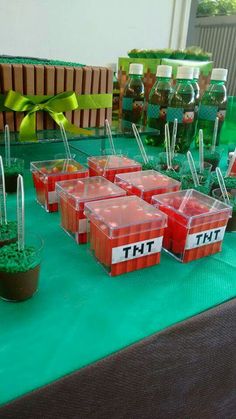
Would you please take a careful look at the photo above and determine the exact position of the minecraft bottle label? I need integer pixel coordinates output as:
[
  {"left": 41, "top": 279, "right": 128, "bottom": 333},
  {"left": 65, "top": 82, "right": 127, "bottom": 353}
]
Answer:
[
  {"left": 112, "top": 236, "right": 163, "bottom": 264},
  {"left": 185, "top": 226, "right": 226, "bottom": 250}
]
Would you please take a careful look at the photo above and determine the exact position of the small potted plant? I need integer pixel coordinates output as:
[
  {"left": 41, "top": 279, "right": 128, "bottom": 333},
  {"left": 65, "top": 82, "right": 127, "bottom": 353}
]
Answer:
[
  {"left": 3, "top": 125, "right": 24, "bottom": 193},
  {"left": 0, "top": 156, "right": 17, "bottom": 247},
  {"left": 0, "top": 175, "right": 43, "bottom": 302}
]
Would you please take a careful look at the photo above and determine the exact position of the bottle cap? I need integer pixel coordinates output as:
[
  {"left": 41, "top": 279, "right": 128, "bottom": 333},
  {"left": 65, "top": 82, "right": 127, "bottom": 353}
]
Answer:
[
  {"left": 129, "top": 63, "right": 143, "bottom": 75},
  {"left": 176, "top": 66, "right": 193, "bottom": 80},
  {"left": 156, "top": 65, "right": 172, "bottom": 78},
  {"left": 211, "top": 68, "right": 228, "bottom": 81},
  {"left": 193, "top": 67, "right": 200, "bottom": 79}
]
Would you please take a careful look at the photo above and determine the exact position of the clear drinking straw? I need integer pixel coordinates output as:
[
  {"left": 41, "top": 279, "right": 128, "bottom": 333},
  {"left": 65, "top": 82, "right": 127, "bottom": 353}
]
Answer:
[
  {"left": 4, "top": 124, "right": 11, "bottom": 167},
  {"left": 105, "top": 119, "right": 116, "bottom": 155},
  {"left": 165, "top": 123, "right": 172, "bottom": 170},
  {"left": 171, "top": 118, "right": 178, "bottom": 158},
  {"left": 60, "top": 123, "right": 72, "bottom": 160},
  {"left": 179, "top": 189, "right": 192, "bottom": 212},
  {"left": 132, "top": 123, "right": 149, "bottom": 165},
  {"left": 225, "top": 146, "right": 236, "bottom": 177},
  {"left": 187, "top": 151, "right": 200, "bottom": 187},
  {"left": 199, "top": 129, "right": 204, "bottom": 174},
  {"left": 212, "top": 117, "right": 219, "bottom": 152},
  {"left": 17, "top": 174, "right": 25, "bottom": 251},
  {"left": 216, "top": 167, "right": 230, "bottom": 205},
  {"left": 0, "top": 156, "right": 7, "bottom": 225}
]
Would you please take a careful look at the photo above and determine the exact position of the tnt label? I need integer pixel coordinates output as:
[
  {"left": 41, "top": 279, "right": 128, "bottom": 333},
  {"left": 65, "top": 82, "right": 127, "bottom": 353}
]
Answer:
[
  {"left": 112, "top": 237, "right": 163, "bottom": 264},
  {"left": 185, "top": 226, "right": 226, "bottom": 250}
]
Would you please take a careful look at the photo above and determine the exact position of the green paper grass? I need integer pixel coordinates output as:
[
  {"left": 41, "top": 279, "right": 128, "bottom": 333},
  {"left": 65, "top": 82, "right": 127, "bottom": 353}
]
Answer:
[{"left": 0, "top": 243, "right": 40, "bottom": 273}]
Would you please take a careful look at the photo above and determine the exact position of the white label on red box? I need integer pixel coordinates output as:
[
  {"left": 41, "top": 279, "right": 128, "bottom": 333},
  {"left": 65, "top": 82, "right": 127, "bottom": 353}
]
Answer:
[
  {"left": 185, "top": 226, "right": 226, "bottom": 250},
  {"left": 48, "top": 191, "right": 58, "bottom": 204},
  {"left": 112, "top": 236, "right": 163, "bottom": 264},
  {"left": 79, "top": 219, "right": 89, "bottom": 234}
]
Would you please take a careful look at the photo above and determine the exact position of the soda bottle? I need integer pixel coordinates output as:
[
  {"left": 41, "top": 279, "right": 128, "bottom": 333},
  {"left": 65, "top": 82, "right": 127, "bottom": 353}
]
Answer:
[
  {"left": 145, "top": 65, "right": 172, "bottom": 146},
  {"left": 122, "top": 63, "right": 145, "bottom": 128},
  {"left": 196, "top": 68, "right": 228, "bottom": 148},
  {"left": 110, "top": 63, "right": 120, "bottom": 122},
  {"left": 191, "top": 67, "right": 200, "bottom": 136},
  {"left": 167, "top": 66, "right": 195, "bottom": 153}
]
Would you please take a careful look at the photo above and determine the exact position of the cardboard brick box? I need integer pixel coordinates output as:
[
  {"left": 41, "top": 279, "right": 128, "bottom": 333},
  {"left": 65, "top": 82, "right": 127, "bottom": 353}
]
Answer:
[{"left": 0, "top": 58, "right": 113, "bottom": 132}]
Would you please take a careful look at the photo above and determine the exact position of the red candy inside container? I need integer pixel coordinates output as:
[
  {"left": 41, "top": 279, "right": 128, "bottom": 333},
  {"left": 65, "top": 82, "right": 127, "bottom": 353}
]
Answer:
[
  {"left": 152, "top": 189, "right": 232, "bottom": 263},
  {"left": 84, "top": 196, "right": 167, "bottom": 276},
  {"left": 31, "top": 159, "right": 88, "bottom": 212},
  {"left": 87, "top": 155, "right": 142, "bottom": 182},
  {"left": 115, "top": 170, "right": 181, "bottom": 203},
  {"left": 56, "top": 176, "right": 126, "bottom": 244}
]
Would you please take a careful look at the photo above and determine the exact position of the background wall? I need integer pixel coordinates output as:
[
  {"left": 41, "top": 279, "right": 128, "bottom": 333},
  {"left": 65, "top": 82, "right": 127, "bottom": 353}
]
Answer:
[{"left": 0, "top": 0, "right": 191, "bottom": 66}]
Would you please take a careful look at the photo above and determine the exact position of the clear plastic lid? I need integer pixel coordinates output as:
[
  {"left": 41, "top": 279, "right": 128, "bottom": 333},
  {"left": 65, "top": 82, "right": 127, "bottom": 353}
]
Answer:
[
  {"left": 152, "top": 189, "right": 232, "bottom": 228},
  {"left": 84, "top": 196, "right": 167, "bottom": 238},
  {"left": 115, "top": 170, "right": 180, "bottom": 195},
  {"left": 56, "top": 176, "right": 126, "bottom": 210},
  {"left": 87, "top": 155, "right": 142, "bottom": 171},
  {"left": 30, "top": 159, "right": 88, "bottom": 177}
]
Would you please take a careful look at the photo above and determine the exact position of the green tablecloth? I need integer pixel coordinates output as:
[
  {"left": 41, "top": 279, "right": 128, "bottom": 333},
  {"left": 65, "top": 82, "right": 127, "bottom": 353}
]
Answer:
[{"left": 0, "top": 140, "right": 236, "bottom": 406}]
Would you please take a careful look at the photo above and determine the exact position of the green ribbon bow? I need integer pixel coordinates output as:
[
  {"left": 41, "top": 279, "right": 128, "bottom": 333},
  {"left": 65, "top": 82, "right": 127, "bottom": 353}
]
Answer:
[{"left": 4, "top": 90, "right": 93, "bottom": 141}]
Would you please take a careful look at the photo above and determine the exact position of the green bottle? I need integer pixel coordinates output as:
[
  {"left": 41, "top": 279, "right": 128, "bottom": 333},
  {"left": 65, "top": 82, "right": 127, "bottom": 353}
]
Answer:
[
  {"left": 145, "top": 65, "right": 172, "bottom": 146},
  {"left": 196, "top": 68, "right": 228, "bottom": 147},
  {"left": 191, "top": 67, "right": 200, "bottom": 136},
  {"left": 110, "top": 63, "right": 120, "bottom": 121},
  {"left": 122, "top": 63, "right": 145, "bottom": 128},
  {"left": 167, "top": 66, "right": 195, "bottom": 153}
]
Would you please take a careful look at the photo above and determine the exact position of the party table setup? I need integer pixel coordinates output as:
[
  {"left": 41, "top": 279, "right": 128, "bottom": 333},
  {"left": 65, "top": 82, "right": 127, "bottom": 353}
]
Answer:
[{"left": 0, "top": 55, "right": 236, "bottom": 418}]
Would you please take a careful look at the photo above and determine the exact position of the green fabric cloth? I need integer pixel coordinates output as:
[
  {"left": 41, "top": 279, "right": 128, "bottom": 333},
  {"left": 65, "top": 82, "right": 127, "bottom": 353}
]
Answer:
[{"left": 0, "top": 140, "right": 236, "bottom": 406}]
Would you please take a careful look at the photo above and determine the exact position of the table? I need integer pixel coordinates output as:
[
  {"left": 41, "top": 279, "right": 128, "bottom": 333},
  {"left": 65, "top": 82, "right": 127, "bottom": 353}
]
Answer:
[{"left": 0, "top": 139, "right": 236, "bottom": 418}]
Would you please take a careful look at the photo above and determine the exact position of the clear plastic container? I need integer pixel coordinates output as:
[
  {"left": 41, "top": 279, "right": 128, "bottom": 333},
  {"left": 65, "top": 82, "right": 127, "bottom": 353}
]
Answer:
[
  {"left": 56, "top": 177, "right": 126, "bottom": 244},
  {"left": 31, "top": 159, "right": 88, "bottom": 212},
  {"left": 152, "top": 189, "right": 232, "bottom": 263},
  {"left": 115, "top": 170, "right": 181, "bottom": 203},
  {"left": 0, "top": 232, "right": 43, "bottom": 302},
  {"left": 87, "top": 155, "right": 142, "bottom": 182},
  {"left": 156, "top": 152, "right": 186, "bottom": 181},
  {"left": 203, "top": 147, "right": 222, "bottom": 171},
  {"left": 210, "top": 171, "right": 236, "bottom": 192},
  {"left": 181, "top": 161, "right": 212, "bottom": 194},
  {"left": 84, "top": 196, "right": 167, "bottom": 276},
  {"left": 3, "top": 158, "right": 24, "bottom": 193},
  {"left": 212, "top": 188, "right": 236, "bottom": 232}
]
